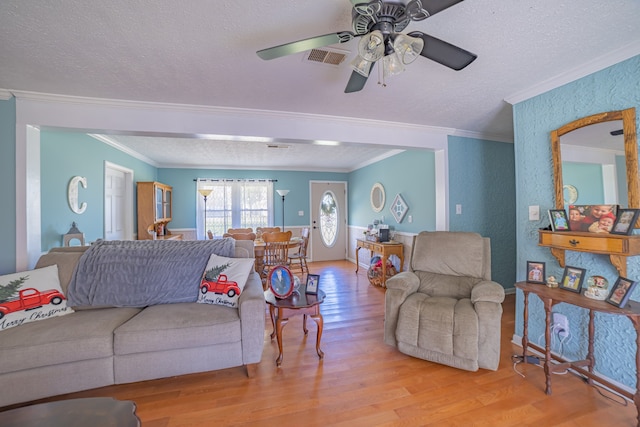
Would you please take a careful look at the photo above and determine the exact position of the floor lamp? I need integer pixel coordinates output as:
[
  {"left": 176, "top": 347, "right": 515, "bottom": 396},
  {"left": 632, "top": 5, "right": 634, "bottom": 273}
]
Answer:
[
  {"left": 198, "top": 188, "right": 213, "bottom": 239},
  {"left": 276, "top": 189, "right": 289, "bottom": 231}
]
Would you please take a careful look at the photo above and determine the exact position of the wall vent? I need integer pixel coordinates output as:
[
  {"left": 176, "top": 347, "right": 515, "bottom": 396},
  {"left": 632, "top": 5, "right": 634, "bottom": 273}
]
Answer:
[{"left": 303, "top": 48, "right": 349, "bottom": 67}]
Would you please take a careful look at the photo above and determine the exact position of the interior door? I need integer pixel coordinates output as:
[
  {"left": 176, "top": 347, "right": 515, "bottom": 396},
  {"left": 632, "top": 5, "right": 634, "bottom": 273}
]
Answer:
[
  {"left": 104, "top": 163, "right": 132, "bottom": 240},
  {"left": 310, "top": 181, "right": 347, "bottom": 262}
]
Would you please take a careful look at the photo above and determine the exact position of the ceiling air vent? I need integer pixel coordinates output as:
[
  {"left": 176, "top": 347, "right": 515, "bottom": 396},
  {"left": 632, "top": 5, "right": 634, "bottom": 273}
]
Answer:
[{"left": 303, "top": 48, "right": 349, "bottom": 67}]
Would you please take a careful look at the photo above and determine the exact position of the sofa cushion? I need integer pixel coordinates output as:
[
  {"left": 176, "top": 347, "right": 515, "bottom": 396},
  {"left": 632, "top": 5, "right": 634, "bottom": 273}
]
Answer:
[
  {"left": 0, "top": 307, "right": 141, "bottom": 374},
  {"left": 0, "top": 265, "right": 74, "bottom": 331},
  {"left": 114, "top": 302, "right": 241, "bottom": 355},
  {"left": 197, "top": 254, "right": 255, "bottom": 308}
]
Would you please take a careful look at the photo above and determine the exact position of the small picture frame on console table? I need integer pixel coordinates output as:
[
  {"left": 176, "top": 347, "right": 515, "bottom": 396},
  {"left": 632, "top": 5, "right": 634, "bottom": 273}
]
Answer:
[
  {"left": 559, "top": 266, "right": 586, "bottom": 293},
  {"left": 306, "top": 274, "right": 320, "bottom": 295},
  {"left": 610, "top": 209, "right": 640, "bottom": 235},
  {"left": 526, "top": 261, "right": 546, "bottom": 284},
  {"left": 548, "top": 209, "right": 570, "bottom": 231},
  {"left": 605, "top": 276, "right": 637, "bottom": 308}
]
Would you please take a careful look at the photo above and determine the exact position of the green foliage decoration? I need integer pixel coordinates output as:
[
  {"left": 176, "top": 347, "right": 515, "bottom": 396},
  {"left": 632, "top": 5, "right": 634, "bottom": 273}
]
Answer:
[
  {"left": 204, "top": 263, "right": 230, "bottom": 281},
  {"left": 0, "top": 276, "right": 29, "bottom": 302}
]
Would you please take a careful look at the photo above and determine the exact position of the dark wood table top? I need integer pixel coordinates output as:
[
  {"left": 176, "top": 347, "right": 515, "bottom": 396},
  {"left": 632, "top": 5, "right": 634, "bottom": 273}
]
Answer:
[
  {"left": 264, "top": 288, "right": 326, "bottom": 309},
  {"left": 0, "top": 397, "right": 140, "bottom": 427}
]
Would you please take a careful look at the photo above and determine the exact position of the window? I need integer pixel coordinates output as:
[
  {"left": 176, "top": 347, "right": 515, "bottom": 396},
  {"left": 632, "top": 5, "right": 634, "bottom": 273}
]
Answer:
[{"left": 196, "top": 179, "right": 274, "bottom": 239}]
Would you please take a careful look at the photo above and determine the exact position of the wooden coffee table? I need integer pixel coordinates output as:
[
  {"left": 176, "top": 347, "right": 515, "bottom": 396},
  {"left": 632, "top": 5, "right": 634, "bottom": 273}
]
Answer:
[
  {"left": 265, "top": 288, "right": 326, "bottom": 366},
  {"left": 0, "top": 397, "right": 140, "bottom": 427}
]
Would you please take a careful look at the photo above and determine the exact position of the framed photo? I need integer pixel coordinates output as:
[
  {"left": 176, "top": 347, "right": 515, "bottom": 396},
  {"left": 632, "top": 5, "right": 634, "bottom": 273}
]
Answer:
[
  {"left": 306, "top": 274, "right": 320, "bottom": 295},
  {"left": 559, "top": 266, "right": 586, "bottom": 293},
  {"left": 568, "top": 204, "right": 618, "bottom": 233},
  {"left": 610, "top": 209, "right": 640, "bottom": 235},
  {"left": 548, "top": 209, "right": 570, "bottom": 231},
  {"left": 526, "top": 261, "right": 546, "bottom": 284},
  {"left": 268, "top": 265, "right": 294, "bottom": 299},
  {"left": 605, "top": 276, "right": 637, "bottom": 308}
]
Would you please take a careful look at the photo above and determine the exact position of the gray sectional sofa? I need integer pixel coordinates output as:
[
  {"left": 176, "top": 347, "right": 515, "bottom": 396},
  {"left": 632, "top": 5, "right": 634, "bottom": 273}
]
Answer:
[{"left": 0, "top": 239, "right": 265, "bottom": 408}]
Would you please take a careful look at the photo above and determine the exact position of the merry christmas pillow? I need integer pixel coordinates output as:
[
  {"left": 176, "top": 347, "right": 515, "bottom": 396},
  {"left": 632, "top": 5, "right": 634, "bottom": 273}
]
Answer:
[
  {"left": 197, "top": 254, "right": 255, "bottom": 308},
  {"left": 0, "top": 265, "right": 74, "bottom": 331}
]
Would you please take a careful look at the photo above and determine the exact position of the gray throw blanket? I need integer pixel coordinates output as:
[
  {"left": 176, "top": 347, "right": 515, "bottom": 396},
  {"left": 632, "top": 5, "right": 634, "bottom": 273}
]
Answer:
[{"left": 67, "top": 239, "right": 235, "bottom": 307}]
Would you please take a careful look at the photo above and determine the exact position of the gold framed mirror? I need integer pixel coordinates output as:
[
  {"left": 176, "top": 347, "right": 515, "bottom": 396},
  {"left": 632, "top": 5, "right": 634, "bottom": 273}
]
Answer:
[{"left": 551, "top": 107, "right": 638, "bottom": 226}]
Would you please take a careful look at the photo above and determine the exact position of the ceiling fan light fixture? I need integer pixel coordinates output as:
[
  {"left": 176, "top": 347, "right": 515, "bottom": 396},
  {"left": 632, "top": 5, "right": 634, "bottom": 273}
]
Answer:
[
  {"left": 350, "top": 55, "right": 373, "bottom": 77},
  {"left": 382, "top": 52, "right": 405, "bottom": 78},
  {"left": 358, "top": 30, "right": 385, "bottom": 62},
  {"left": 393, "top": 34, "right": 424, "bottom": 65}
]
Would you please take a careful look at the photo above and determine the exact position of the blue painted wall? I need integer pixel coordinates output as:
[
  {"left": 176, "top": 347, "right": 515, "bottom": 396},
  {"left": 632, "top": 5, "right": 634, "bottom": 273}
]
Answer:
[
  {"left": 158, "top": 169, "right": 348, "bottom": 229},
  {"left": 448, "top": 136, "right": 516, "bottom": 290},
  {"left": 513, "top": 54, "right": 640, "bottom": 388},
  {"left": 0, "top": 98, "right": 16, "bottom": 274},
  {"left": 562, "top": 162, "right": 604, "bottom": 204},
  {"left": 40, "top": 130, "right": 157, "bottom": 250},
  {"left": 348, "top": 150, "right": 436, "bottom": 233}
]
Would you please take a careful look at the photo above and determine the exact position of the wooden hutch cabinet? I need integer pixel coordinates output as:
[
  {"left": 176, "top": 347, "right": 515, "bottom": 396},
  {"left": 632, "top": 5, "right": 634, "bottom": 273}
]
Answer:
[{"left": 137, "top": 182, "right": 181, "bottom": 240}]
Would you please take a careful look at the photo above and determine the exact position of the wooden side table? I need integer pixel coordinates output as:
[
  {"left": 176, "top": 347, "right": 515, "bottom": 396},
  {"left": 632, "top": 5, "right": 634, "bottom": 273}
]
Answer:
[
  {"left": 516, "top": 281, "right": 640, "bottom": 427},
  {"left": 264, "top": 288, "right": 326, "bottom": 367},
  {"left": 355, "top": 239, "right": 404, "bottom": 287}
]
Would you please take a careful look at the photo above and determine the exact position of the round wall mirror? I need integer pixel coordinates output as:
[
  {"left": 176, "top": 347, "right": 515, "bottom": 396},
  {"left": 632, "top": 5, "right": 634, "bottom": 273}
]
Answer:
[{"left": 370, "top": 182, "right": 385, "bottom": 212}]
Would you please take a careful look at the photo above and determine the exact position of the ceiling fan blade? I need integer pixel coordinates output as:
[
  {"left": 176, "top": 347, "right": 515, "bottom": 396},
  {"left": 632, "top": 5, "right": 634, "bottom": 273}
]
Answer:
[
  {"left": 257, "top": 31, "right": 355, "bottom": 60},
  {"left": 422, "top": 0, "right": 465, "bottom": 16},
  {"left": 408, "top": 31, "right": 477, "bottom": 70},
  {"left": 344, "top": 71, "right": 371, "bottom": 93}
]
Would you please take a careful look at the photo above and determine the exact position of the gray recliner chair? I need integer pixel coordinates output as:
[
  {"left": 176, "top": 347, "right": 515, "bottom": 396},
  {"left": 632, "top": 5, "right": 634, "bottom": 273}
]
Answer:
[{"left": 384, "top": 231, "right": 505, "bottom": 371}]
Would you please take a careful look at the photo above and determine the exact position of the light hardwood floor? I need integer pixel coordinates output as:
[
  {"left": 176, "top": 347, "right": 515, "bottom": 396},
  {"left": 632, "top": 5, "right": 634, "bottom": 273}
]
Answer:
[{"left": 4, "top": 260, "right": 637, "bottom": 426}]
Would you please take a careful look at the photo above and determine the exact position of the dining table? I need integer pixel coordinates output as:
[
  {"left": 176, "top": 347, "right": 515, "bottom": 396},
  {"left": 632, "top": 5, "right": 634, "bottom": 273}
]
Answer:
[{"left": 253, "top": 237, "right": 302, "bottom": 274}]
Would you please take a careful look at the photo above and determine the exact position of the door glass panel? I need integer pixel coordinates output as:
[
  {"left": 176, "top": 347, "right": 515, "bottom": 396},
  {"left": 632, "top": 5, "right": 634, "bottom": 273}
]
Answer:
[{"left": 319, "top": 191, "right": 338, "bottom": 247}]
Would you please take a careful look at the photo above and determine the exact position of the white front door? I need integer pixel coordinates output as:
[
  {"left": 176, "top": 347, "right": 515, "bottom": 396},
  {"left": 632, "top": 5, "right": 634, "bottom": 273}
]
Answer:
[
  {"left": 310, "top": 181, "right": 347, "bottom": 262},
  {"left": 104, "top": 162, "right": 133, "bottom": 240}
]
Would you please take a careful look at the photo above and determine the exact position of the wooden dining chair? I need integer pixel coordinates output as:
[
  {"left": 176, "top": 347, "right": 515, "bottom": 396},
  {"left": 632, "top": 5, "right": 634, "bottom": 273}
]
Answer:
[
  {"left": 288, "top": 227, "right": 310, "bottom": 276},
  {"left": 261, "top": 230, "right": 292, "bottom": 282},
  {"left": 227, "top": 227, "right": 253, "bottom": 234},
  {"left": 223, "top": 232, "right": 256, "bottom": 241},
  {"left": 256, "top": 226, "right": 281, "bottom": 239}
]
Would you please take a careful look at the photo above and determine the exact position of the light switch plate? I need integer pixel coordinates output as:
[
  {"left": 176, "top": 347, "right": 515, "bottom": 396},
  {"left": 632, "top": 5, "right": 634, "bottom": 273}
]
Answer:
[{"left": 529, "top": 205, "right": 540, "bottom": 221}]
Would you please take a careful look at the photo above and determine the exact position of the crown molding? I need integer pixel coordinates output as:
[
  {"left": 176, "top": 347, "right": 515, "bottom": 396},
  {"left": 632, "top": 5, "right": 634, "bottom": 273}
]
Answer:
[
  {"left": 504, "top": 41, "right": 640, "bottom": 105},
  {"left": 449, "top": 129, "right": 513, "bottom": 144},
  {"left": 8, "top": 89, "right": 513, "bottom": 147},
  {"left": 9, "top": 89, "right": 456, "bottom": 135},
  {"left": 0, "top": 89, "right": 13, "bottom": 100},
  {"left": 88, "top": 134, "right": 160, "bottom": 168}
]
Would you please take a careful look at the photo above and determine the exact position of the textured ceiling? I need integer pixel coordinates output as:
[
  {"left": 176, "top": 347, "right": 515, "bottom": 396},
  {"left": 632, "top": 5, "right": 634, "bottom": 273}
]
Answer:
[{"left": 1, "top": 0, "right": 640, "bottom": 169}]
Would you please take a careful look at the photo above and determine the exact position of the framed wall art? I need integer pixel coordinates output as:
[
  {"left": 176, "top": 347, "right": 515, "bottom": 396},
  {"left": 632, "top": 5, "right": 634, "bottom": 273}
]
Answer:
[{"left": 390, "top": 193, "right": 408, "bottom": 223}]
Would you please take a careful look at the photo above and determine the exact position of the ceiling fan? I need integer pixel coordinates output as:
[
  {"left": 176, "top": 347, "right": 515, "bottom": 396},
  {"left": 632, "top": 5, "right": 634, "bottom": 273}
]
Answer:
[{"left": 256, "top": 0, "right": 477, "bottom": 93}]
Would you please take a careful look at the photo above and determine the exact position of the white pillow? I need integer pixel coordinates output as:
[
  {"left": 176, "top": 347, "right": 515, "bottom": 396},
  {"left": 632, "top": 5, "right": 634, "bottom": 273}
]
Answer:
[
  {"left": 0, "top": 265, "right": 74, "bottom": 331},
  {"left": 197, "top": 254, "right": 255, "bottom": 308}
]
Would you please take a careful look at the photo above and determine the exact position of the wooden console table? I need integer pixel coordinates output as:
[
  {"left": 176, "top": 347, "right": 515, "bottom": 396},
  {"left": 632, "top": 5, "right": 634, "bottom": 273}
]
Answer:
[
  {"left": 355, "top": 239, "right": 404, "bottom": 287},
  {"left": 516, "top": 281, "right": 640, "bottom": 426},
  {"left": 539, "top": 229, "right": 640, "bottom": 276}
]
